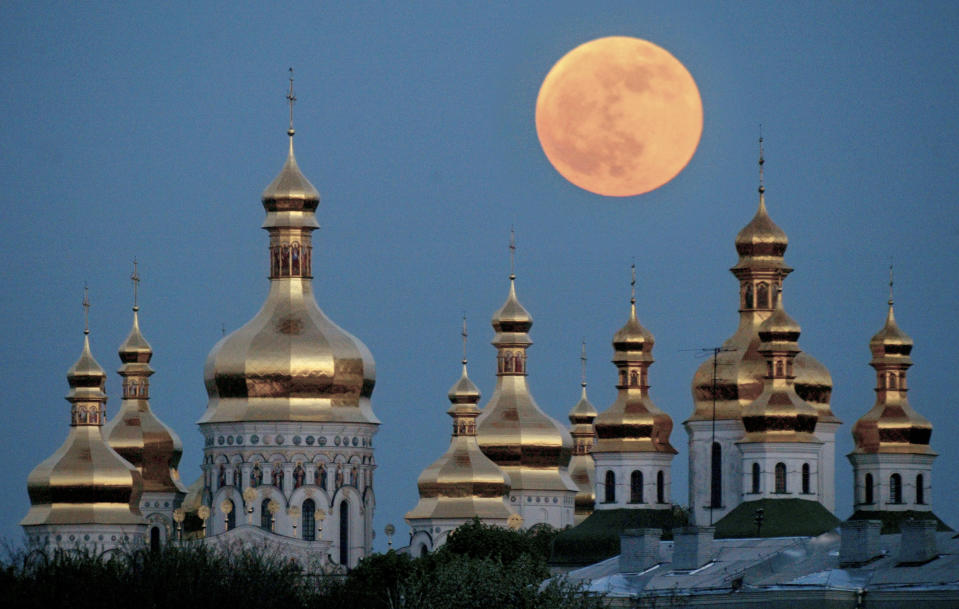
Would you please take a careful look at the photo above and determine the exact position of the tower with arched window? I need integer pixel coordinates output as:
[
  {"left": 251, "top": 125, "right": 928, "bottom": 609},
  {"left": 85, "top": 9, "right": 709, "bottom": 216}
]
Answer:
[
  {"left": 192, "top": 83, "right": 378, "bottom": 568},
  {"left": 684, "top": 143, "right": 838, "bottom": 527},
  {"left": 848, "top": 287, "right": 940, "bottom": 529},
  {"left": 592, "top": 273, "right": 676, "bottom": 513},
  {"left": 22, "top": 300, "right": 146, "bottom": 551},
  {"left": 103, "top": 268, "right": 187, "bottom": 552}
]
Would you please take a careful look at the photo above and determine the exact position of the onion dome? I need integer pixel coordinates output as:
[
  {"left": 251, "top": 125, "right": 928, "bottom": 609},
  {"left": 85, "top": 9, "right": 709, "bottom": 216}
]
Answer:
[
  {"left": 594, "top": 279, "right": 676, "bottom": 454},
  {"left": 476, "top": 273, "right": 577, "bottom": 493},
  {"left": 851, "top": 293, "right": 933, "bottom": 454},
  {"left": 406, "top": 349, "right": 512, "bottom": 522},
  {"left": 22, "top": 303, "right": 143, "bottom": 528},
  {"left": 689, "top": 143, "right": 833, "bottom": 426},
  {"left": 104, "top": 279, "right": 187, "bottom": 495},
  {"left": 568, "top": 346, "right": 597, "bottom": 522},
  {"left": 740, "top": 291, "right": 819, "bottom": 442},
  {"left": 199, "top": 81, "right": 376, "bottom": 426}
]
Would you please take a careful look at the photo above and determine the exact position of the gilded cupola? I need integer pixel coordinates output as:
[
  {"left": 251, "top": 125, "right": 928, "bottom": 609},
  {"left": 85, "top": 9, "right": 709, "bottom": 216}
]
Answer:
[
  {"left": 22, "top": 292, "right": 144, "bottom": 528},
  {"left": 851, "top": 276, "right": 933, "bottom": 454},
  {"left": 689, "top": 139, "right": 835, "bottom": 425},
  {"left": 199, "top": 75, "right": 377, "bottom": 427},
  {"left": 568, "top": 342, "right": 597, "bottom": 523},
  {"left": 476, "top": 238, "right": 576, "bottom": 494},
  {"left": 740, "top": 288, "right": 819, "bottom": 442},
  {"left": 104, "top": 264, "right": 187, "bottom": 495},
  {"left": 406, "top": 321, "right": 513, "bottom": 522},
  {"left": 593, "top": 269, "right": 676, "bottom": 454}
]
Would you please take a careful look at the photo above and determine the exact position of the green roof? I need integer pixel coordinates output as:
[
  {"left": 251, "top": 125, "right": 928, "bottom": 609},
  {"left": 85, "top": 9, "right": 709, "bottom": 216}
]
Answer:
[
  {"left": 847, "top": 510, "right": 953, "bottom": 534},
  {"left": 713, "top": 498, "right": 840, "bottom": 539},
  {"left": 549, "top": 508, "right": 688, "bottom": 566}
]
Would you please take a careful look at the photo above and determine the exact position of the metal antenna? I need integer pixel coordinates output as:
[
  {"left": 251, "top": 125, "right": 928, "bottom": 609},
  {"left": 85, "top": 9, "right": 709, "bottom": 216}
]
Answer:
[
  {"left": 286, "top": 67, "right": 296, "bottom": 137},
  {"left": 82, "top": 285, "right": 90, "bottom": 335},
  {"left": 131, "top": 259, "right": 140, "bottom": 312}
]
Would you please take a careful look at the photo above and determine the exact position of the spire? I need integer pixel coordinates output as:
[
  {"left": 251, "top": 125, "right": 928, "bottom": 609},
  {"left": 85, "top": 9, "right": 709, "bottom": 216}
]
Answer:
[
  {"left": 509, "top": 227, "right": 516, "bottom": 280},
  {"left": 287, "top": 67, "right": 296, "bottom": 138},
  {"left": 262, "top": 68, "right": 319, "bottom": 204},
  {"left": 612, "top": 264, "right": 652, "bottom": 356},
  {"left": 734, "top": 134, "right": 789, "bottom": 268},
  {"left": 758, "top": 126, "right": 765, "bottom": 198},
  {"left": 68, "top": 288, "right": 107, "bottom": 427},
  {"left": 491, "top": 229, "right": 533, "bottom": 348},
  {"left": 569, "top": 340, "right": 597, "bottom": 425},
  {"left": 580, "top": 338, "right": 587, "bottom": 389},
  {"left": 120, "top": 260, "right": 152, "bottom": 363},
  {"left": 448, "top": 316, "right": 480, "bottom": 404},
  {"left": 568, "top": 339, "right": 597, "bottom": 523}
]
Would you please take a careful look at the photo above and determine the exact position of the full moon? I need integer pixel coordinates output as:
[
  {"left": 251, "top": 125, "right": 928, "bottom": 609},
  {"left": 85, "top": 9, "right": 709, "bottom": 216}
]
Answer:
[{"left": 535, "top": 36, "right": 703, "bottom": 197}]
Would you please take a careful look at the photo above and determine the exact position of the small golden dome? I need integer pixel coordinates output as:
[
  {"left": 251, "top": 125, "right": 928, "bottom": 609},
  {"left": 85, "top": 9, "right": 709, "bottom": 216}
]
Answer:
[
  {"left": 852, "top": 301, "right": 932, "bottom": 455},
  {"left": 105, "top": 308, "right": 187, "bottom": 495},
  {"left": 568, "top": 384, "right": 597, "bottom": 523},
  {"left": 569, "top": 385, "right": 598, "bottom": 425},
  {"left": 757, "top": 293, "right": 801, "bottom": 345},
  {"left": 406, "top": 361, "right": 512, "bottom": 522},
  {"left": 491, "top": 276, "right": 533, "bottom": 335},
  {"left": 735, "top": 195, "right": 788, "bottom": 260},
  {"left": 22, "top": 329, "right": 143, "bottom": 528},
  {"left": 261, "top": 138, "right": 320, "bottom": 203},
  {"left": 612, "top": 300, "right": 654, "bottom": 359}
]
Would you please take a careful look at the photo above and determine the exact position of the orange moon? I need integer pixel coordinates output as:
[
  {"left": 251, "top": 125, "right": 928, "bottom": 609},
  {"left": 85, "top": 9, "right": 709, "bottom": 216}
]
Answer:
[{"left": 535, "top": 36, "right": 703, "bottom": 197}]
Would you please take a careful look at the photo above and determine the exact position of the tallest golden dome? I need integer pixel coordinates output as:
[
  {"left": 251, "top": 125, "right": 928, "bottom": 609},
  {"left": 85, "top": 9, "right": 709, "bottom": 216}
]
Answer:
[{"left": 199, "top": 86, "right": 376, "bottom": 426}]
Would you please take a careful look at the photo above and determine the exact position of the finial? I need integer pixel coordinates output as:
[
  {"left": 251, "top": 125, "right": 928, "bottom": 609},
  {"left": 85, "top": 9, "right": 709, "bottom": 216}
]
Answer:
[
  {"left": 758, "top": 125, "right": 765, "bottom": 196},
  {"left": 509, "top": 227, "right": 516, "bottom": 280},
  {"left": 286, "top": 67, "right": 296, "bottom": 138},
  {"left": 630, "top": 262, "right": 637, "bottom": 305},
  {"left": 131, "top": 259, "right": 140, "bottom": 312},
  {"left": 82, "top": 284, "right": 90, "bottom": 335},
  {"left": 580, "top": 339, "right": 587, "bottom": 388},
  {"left": 888, "top": 263, "right": 895, "bottom": 306},
  {"left": 461, "top": 314, "right": 468, "bottom": 366}
]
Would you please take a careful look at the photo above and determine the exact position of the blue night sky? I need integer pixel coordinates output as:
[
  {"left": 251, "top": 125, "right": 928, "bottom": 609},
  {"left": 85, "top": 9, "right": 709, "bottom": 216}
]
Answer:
[{"left": 1, "top": 2, "right": 957, "bottom": 549}]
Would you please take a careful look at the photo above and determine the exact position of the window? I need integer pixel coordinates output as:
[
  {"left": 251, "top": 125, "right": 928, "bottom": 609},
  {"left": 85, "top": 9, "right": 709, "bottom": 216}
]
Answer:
[
  {"left": 752, "top": 463, "right": 760, "bottom": 494},
  {"left": 604, "top": 471, "right": 616, "bottom": 503},
  {"left": 710, "top": 443, "right": 722, "bottom": 507},
  {"left": 260, "top": 499, "right": 272, "bottom": 530},
  {"left": 744, "top": 283, "right": 754, "bottom": 309},
  {"left": 302, "top": 499, "right": 316, "bottom": 541},
  {"left": 339, "top": 501, "right": 350, "bottom": 566},
  {"left": 630, "top": 371, "right": 639, "bottom": 387},
  {"left": 890, "top": 473, "right": 902, "bottom": 504},
  {"left": 774, "top": 463, "right": 787, "bottom": 493},
  {"left": 150, "top": 526, "right": 160, "bottom": 553},
  {"left": 630, "top": 471, "right": 643, "bottom": 503},
  {"left": 757, "top": 283, "right": 769, "bottom": 309},
  {"left": 802, "top": 463, "right": 810, "bottom": 494},
  {"left": 916, "top": 474, "right": 925, "bottom": 505},
  {"left": 864, "top": 473, "right": 874, "bottom": 504},
  {"left": 657, "top": 470, "right": 665, "bottom": 503},
  {"left": 225, "top": 500, "right": 236, "bottom": 531}
]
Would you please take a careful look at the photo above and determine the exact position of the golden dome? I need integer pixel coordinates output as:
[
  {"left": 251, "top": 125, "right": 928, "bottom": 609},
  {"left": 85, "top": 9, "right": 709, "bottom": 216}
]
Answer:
[
  {"left": 852, "top": 301, "right": 932, "bottom": 455},
  {"left": 594, "top": 293, "right": 676, "bottom": 454},
  {"left": 104, "top": 306, "right": 187, "bottom": 495},
  {"left": 740, "top": 294, "right": 819, "bottom": 442},
  {"left": 568, "top": 383, "right": 597, "bottom": 522},
  {"left": 406, "top": 361, "right": 513, "bottom": 522},
  {"left": 22, "top": 326, "right": 143, "bottom": 528},
  {"left": 689, "top": 155, "right": 832, "bottom": 424},
  {"left": 199, "top": 129, "right": 377, "bottom": 426},
  {"left": 476, "top": 275, "right": 577, "bottom": 493}
]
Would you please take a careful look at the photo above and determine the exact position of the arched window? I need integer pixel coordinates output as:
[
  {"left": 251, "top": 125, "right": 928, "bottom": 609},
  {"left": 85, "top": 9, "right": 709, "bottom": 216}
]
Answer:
[
  {"left": 630, "top": 371, "right": 639, "bottom": 387},
  {"left": 657, "top": 470, "right": 665, "bottom": 503},
  {"left": 604, "top": 470, "right": 616, "bottom": 503},
  {"left": 630, "top": 470, "right": 643, "bottom": 504},
  {"left": 710, "top": 443, "right": 722, "bottom": 508},
  {"left": 260, "top": 499, "right": 272, "bottom": 530},
  {"left": 619, "top": 371, "right": 626, "bottom": 386},
  {"left": 916, "top": 474, "right": 925, "bottom": 504},
  {"left": 302, "top": 499, "right": 316, "bottom": 541},
  {"left": 774, "top": 463, "right": 787, "bottom": 493},
  {"left": 864, "top": 473, "right": 874, "bottom": 504},
  {"left": 339, "top": 501, "right": 350, "bottom": 566},
  {"left": 226, "top": 500, "right": 236, "bottom": 531},
  {"left": 744, "top": 283, "right": 754, "bottom": 309},
  {"left": 775, "top": 361, "right": 784, "bottom": 376},
  {"left": 888, "top": 373, "right": 897, "bottom": 390},
  {"left": 802, "top": 463, "right": 810, "bottom": 494},
  {"left": 890, "top": 473, "right": 902, "bottom": 504},
  {"left": 752, "top": 463, "right": 761, "bottom": 494},
  {"left": 515, "top": 355, "right": 523, "bottom": 373},
  {"left": 757, "top": 283, "right": 769, "bottom": 309},
  {"left": 150, "top": 526, "right": 160, "bottom": 553}
]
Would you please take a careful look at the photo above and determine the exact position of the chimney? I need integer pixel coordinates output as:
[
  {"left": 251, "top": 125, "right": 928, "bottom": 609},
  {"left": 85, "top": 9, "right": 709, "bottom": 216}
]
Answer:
[
  {"left": 619, "top": 528, "right": 661, "bottom": 573},
  {"left": 839, "top": 520, "right": 881, "bottom": 567},
  {"left": 898, "top": 519, "right": 938, "bottom": 564},
  {"left": 672, "top": 526, "right": 714, "bottom": 570}
]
